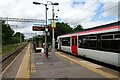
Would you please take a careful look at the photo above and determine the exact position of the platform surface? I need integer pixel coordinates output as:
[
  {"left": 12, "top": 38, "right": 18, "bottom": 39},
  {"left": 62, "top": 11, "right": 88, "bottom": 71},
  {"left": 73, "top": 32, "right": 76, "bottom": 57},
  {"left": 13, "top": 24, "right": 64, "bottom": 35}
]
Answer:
[{"left": 30, "top": 51, "right": 106, "bottom": 79}]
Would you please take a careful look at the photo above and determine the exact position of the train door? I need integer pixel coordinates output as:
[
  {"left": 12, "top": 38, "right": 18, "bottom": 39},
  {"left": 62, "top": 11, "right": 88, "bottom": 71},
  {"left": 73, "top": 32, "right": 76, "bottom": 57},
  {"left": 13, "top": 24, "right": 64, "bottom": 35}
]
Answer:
[{"left": 71, "top": 36, "right": 78, "bottom": 55}]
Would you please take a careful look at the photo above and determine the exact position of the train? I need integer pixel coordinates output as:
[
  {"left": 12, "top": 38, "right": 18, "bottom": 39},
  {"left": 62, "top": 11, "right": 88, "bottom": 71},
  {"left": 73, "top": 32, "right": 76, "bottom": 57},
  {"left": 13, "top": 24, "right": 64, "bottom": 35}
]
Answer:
[{"left": 57, "top": 21, "right": 120, "bottom": 67}]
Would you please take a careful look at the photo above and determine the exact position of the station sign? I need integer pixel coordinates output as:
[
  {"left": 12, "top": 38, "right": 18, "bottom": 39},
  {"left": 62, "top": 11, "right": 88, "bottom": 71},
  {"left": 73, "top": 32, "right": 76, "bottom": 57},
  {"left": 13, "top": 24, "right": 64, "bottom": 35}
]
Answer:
[
  {"left": 32, "top": 26, "right": 52, "bottom": 31},
  {"left": 51, "top": 20, "right": 56, "bottom": 28},
  {"left": 32, "top": 26, "right": 45, "bottom": 31}
]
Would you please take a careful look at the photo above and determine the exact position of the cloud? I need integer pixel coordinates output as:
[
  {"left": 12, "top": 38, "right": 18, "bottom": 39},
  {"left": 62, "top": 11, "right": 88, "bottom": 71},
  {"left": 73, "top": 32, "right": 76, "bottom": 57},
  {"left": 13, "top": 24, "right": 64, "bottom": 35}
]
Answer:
[{"left": 59, "top": 0, "right": 98, "bottom": 26}]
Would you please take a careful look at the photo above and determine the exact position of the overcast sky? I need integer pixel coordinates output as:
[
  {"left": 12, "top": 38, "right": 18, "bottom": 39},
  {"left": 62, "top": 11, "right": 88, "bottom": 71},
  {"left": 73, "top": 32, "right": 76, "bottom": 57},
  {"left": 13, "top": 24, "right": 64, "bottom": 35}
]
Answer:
[{"left": 0, "top": 0, "right": 119, "bottom": 39}]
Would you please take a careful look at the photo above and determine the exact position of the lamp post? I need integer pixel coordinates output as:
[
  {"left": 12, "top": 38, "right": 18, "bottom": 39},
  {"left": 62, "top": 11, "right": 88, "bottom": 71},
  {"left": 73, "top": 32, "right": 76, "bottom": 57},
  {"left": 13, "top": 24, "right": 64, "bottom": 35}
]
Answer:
[
  {"left": 33, "top": 1, "right": 49, "bottom": 58},
  {"left": 47, "top": 1, "right": 59, "bottom": 59},
  {"left": 33, "top": 1, "right": 59, "bottom": 59}
]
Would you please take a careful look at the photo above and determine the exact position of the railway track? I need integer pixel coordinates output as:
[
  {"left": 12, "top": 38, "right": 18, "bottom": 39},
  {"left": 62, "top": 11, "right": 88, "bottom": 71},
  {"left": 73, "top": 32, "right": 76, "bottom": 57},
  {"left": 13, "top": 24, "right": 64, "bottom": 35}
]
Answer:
[{"left": 0, "top": 43, "right": 28, "bottom": 72}]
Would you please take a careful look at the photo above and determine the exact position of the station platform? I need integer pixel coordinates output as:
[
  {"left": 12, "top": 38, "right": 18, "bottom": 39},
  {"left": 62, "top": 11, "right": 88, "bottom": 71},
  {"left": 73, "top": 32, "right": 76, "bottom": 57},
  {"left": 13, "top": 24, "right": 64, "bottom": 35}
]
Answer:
[
  {"left": 2, "top": 43, "right": 118, "bottom": 80},
  {"left": 2, "top": 44, "right": 30, "bottom": 79},
  {"left": 30, "top": 50, "right": 115, "bottom": 79}
]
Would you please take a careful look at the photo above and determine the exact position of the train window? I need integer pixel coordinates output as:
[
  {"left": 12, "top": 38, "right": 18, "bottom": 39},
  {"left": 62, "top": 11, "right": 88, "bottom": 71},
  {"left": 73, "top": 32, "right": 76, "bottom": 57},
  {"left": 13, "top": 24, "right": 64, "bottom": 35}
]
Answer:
[
  {"left": 102, "top": 34, "right": 113, "bottom": 40},
  {"left": 101, "top": 33, "right": 120, "bottom": 52},
  {"left": 87, "top": 40, "right": 97, "bottom": 48},
  {"left": 72, "top": 38, "right": 77, "bottom": 46},
  {"left": 62, "top": 37, "right": 70, "bottom": 46},
  {"left": 83, "top": 36, "right": 89, "bottom": 40},
  {"left": 78, "top": 33, "right": 120, "bottom": 52},
  {"left": 101, "top": 40, "right": 110, "bottom": 49},
  {"left": 111, "top": 40, "right": 120, "bottom": 50},
  {"left": 72, "top": 38, "right": 74, "bottom": 45},
  {"left": 78, "top": 36, "right": 97, "bottom": 49},
  {"left": 101, "top": 40, "right": 120, "bottom": 52},
  {"left": 76, "top": 38, "right": 77, "bottom": 45},
  {"left": 88, "top": 36, "right": 97, "bottom": 40},
  {"left": 115, "top": 34, "right": 120, "bottom": 39}
]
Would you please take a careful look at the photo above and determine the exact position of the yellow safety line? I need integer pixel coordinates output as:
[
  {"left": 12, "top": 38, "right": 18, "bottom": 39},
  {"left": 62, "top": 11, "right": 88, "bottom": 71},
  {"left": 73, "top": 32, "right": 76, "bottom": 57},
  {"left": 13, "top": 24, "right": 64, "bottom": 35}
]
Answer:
[
  {"left": 27, "top": 70, "right": 30, "bottom": 80},
  {"left": 16, "top": 44, "right": 30, "bottom": 79},
  {"left": 27, "top": 46, "right": 31, "bottom": 80},
  {"left": 56, "top": 52, "right": 118, "bottom": 78},
  {"left": 30, "top": 52, "right": 36, "bottom": 73},
  {"left": 30, "top": 64, "right": 36, "bottom": 73}
]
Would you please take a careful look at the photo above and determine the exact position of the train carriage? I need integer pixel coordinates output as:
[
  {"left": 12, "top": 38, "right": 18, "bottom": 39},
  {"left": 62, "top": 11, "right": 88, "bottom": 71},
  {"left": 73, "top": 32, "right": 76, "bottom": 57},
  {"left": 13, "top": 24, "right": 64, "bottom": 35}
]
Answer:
[{"left": 57, "top": 21, "right": 120, "bottom": 67}]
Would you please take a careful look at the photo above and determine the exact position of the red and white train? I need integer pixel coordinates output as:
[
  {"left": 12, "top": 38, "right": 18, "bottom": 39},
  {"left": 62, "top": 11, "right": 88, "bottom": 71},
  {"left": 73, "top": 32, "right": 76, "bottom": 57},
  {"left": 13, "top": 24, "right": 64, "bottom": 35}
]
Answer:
[{"left": 57, "top": 21, "right": 120, "bottom": 67}]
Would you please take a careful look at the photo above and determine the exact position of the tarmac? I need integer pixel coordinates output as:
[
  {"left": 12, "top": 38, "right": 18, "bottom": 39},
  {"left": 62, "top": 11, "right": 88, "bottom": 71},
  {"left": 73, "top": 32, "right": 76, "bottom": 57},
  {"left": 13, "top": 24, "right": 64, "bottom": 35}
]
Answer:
[{"left": 30, "top": 50, "right": 107, "bottom": 79}]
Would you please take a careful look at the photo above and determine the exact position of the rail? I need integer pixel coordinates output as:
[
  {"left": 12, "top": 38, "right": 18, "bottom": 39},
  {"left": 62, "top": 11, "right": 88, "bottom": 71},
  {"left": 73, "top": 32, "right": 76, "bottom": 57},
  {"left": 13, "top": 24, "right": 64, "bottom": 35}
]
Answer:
[{"left": 0, "top": 43, "right": 28, "bottom": 72}]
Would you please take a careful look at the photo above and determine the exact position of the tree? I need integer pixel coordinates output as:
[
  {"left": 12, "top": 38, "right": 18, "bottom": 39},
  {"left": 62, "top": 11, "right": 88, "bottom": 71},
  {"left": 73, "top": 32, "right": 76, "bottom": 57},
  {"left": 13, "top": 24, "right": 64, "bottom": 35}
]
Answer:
[
  {"left": 13, "top": 32, "right": 25, "bottom": 43},
  {"left": 0, "top": 21, "right": 2, "bottom": 46},
  {"left": 73, "top": 24, "right": 84, "bottom": 32},
  {"left": 1, "top": 21, "right": 26, "bottom": 45},
  {"left": 2, "top": 21, "right": 14, "bottom": 45},
  {"left": 49, "top": 22, "right": 73, "bottom": 41}
]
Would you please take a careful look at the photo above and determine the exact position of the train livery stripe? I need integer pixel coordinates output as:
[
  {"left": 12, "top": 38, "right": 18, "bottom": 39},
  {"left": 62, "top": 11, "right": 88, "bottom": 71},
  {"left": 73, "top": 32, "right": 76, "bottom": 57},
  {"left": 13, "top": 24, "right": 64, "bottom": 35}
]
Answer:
[
  {"left": 59, "top": 25, "right": 120, "bottom": 38},
  {"left": 76, "top": 26, "right": 119, "bottom": 34}
]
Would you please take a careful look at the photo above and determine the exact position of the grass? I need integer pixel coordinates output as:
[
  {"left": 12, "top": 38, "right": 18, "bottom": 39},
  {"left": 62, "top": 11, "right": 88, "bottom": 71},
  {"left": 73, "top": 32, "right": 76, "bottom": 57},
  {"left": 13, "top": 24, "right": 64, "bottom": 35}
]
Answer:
[{"left": 2, "top": 42, "right": 27, "bottom": 57}]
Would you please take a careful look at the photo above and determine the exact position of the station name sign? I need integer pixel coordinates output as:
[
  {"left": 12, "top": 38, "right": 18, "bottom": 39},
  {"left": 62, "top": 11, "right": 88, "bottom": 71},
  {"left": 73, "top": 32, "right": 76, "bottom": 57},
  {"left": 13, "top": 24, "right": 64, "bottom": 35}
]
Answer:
[
  {"left": 32, "top": 26, "right": 53, "bottom": 31},
  {"left": 32, "top": 26, "right": 45, "bottom": 31}
]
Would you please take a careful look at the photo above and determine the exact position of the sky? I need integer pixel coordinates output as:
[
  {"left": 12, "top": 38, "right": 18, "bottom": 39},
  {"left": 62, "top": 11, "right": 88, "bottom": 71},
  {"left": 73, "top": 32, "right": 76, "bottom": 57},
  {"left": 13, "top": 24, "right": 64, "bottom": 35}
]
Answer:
[{"left": 0, "top": 0, "right": 119, "bottom": 39}]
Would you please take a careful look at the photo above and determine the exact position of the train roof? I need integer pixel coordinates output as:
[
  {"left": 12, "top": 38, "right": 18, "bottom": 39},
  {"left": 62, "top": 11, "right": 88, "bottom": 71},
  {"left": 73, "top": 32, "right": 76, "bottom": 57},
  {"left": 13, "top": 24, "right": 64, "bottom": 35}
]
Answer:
[{"left": 58, "top": 21, "right": 120, "bottom": 38}]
